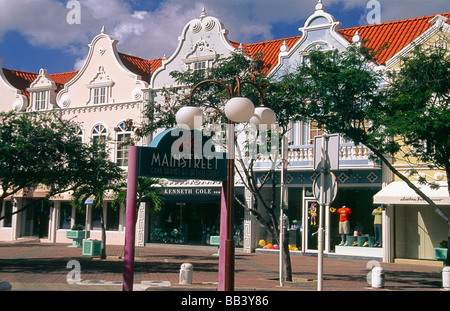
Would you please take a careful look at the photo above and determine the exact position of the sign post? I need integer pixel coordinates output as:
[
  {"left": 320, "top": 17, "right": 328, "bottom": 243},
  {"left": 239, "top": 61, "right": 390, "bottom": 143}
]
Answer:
[
  {"left": 122, "top": 129, "right": 227, "bottom": 291},
  {"left": 313, "top": 134, "right": 339, "bottom": 291}
]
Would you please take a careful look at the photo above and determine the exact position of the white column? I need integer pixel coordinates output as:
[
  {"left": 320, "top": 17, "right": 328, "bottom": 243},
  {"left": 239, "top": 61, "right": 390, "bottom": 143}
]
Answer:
[
  {"left": 137, "top": 202, "right": 146, "bottom": 246},
  {"left": 243, "top": 188, "right": 256, "bottom": 253}
]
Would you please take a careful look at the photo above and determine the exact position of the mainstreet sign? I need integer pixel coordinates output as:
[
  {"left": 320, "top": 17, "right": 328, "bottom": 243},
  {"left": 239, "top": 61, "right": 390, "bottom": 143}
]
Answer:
[{"left": 138, "top": 128, "right": 227, "bottom": 181}]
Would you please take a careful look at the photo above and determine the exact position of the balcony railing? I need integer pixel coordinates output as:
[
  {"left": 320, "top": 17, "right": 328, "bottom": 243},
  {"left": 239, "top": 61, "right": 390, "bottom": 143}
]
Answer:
[{"left": 252, "top": 143, "right": 380, "bottom": 170}]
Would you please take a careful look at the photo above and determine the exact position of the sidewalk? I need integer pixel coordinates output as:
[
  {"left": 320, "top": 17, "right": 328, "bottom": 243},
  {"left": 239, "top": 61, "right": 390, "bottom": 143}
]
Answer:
[{"left": 0, "top": 239, "right": 446, "bottom": 292}]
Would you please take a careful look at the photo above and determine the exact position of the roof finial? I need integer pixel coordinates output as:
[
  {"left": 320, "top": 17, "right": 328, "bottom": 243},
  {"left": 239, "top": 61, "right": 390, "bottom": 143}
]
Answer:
[
  {"left": 200, "top": 7, "right": 207, "bottom": 20},
  {"left": 101, "top": 25, "right": 106, "bottom": 34},
  {"left": 315, "top": 0, "right": 325, "bottom": 11}
]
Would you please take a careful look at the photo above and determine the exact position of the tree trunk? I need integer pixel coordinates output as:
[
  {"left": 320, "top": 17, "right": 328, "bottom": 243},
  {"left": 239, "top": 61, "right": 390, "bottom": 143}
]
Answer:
[{"left": 100, "top": 211, "right": 107, "bottom": 259}]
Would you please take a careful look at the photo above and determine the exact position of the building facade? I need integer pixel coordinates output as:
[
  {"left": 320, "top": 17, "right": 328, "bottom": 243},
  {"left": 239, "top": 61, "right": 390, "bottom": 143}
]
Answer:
[{"left": 0, "top": 2, "right": 449, "bottom": 263}]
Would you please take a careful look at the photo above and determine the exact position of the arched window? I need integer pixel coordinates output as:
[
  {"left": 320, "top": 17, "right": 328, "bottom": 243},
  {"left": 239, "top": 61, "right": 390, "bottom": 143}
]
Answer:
[
  {"left": 91, "top": 123, "right": 107, "bottom": 145},
  {"left": 115, "top": 121, "right": 132, "bottom": 167}
]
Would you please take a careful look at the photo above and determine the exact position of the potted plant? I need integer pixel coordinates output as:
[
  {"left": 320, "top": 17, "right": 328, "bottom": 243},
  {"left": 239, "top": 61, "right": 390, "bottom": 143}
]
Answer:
[{"left": 66, "top": 225, "right": 90, "bottom": 248}]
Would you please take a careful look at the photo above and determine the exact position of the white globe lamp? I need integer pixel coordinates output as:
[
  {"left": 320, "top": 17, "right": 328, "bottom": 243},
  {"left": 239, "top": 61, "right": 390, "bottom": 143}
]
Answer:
[
  {"left": 224, "top": 97, "right": 255, "bottom": 123},
  {"left": 249, "top": 107, "right": 277, "bottom": 129},
  {"left": 175, "top": 106, "right": 204, "bottom": 129}
]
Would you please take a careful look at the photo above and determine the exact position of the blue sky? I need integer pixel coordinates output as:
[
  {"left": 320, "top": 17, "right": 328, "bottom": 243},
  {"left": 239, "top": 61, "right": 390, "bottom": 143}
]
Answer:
[{"left": 0, "top": 0, "right": 448, "bottom": 74}]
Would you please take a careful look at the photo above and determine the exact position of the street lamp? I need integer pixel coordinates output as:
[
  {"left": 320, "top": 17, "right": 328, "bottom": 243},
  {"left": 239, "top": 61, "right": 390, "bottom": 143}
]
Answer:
[{"left": 175, "top": 76, "right": 275, "bottom": 291}]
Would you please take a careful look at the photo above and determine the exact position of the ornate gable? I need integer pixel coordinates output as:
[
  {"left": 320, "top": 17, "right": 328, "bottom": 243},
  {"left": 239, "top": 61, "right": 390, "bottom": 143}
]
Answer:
[
  {"left": 150, "top": 8, "right": 237, "bottom": 88},
  {"left": 270, "top": 1, "right": 351, "bottom": 78}
]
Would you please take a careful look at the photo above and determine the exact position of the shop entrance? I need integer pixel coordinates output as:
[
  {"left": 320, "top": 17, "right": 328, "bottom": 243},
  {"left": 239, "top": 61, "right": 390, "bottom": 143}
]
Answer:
[
  {"left": 22, "top": 199, "right": 50, "bottom": 238},
  {"left": 149, "top": 202, "right": 221, "bottom": 245}
]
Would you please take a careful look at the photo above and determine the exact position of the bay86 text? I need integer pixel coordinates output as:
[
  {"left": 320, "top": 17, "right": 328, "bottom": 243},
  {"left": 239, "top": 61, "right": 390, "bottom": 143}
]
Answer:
[{"left": 226, "top": 295, "right": 269, "bottom": 306}]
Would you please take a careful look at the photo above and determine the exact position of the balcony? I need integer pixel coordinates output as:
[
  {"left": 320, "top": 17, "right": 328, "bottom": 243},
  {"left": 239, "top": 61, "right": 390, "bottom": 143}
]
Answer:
[{"left": 252, "top": 142, "right": 381, "bottom": 171}]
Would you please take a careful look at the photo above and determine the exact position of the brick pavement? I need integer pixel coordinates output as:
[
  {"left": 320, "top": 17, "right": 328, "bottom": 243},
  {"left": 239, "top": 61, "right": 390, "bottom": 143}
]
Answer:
[{"left": 0, "top": 239, "right": 446, "bottom": 292}]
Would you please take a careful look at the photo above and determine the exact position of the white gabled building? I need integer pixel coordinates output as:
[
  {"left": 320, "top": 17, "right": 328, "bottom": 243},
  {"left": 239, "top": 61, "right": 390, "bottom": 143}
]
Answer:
[{"left": 0, "top": 3, "right": 448, "bottom": 264}]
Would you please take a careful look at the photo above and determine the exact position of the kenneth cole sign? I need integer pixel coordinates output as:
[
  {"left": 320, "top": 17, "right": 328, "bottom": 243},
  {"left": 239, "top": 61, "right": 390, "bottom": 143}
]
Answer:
[{"left": 138, "top": 128, "right": 227, "bottom": 181}]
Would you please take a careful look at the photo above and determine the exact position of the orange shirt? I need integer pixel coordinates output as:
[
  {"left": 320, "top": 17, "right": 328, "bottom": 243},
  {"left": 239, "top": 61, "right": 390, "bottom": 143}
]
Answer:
[{"left": 337, "top": 207, "right": 352, "bottom": 222}]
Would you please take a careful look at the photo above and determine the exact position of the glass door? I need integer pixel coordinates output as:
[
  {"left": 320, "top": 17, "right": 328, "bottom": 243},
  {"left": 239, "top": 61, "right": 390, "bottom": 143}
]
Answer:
[{"left": 305, "top": 199, "right": 320, "bottom": 251}]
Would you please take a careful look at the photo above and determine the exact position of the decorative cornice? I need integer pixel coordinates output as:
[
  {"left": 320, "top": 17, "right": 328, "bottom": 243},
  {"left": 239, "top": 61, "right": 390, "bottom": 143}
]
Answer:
[{"left": 59, "top": 101, "right": 141, "bottom": 115}]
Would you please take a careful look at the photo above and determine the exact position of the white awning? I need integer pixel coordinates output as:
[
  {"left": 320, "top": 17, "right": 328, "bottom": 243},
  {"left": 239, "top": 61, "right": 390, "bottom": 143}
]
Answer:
[{"left": 373, "top": 181, "right": 450, "bottom": 206}]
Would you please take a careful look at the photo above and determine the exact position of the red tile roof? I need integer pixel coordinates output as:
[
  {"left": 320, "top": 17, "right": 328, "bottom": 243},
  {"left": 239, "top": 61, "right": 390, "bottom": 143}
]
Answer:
[
  {"left": 338, "top": 12, "right": 450, "bottom": 65},
  {"left": 49, "top": 71, "right": 78, "bottom": 86},
  {"left": 230, "top": 37, "right": 301, "bottom": 73},
  {"left": 2, "top": 68, "right": 37, "bottom": 99},
  {"left": 119, "top": 52, "right": 151, "bottom": 83},
  {"left": 150, "top": 58, "right": 163, "bottom": 76},
  {"left": 2, "top": 12, "right": 449, "bottom": 97}
]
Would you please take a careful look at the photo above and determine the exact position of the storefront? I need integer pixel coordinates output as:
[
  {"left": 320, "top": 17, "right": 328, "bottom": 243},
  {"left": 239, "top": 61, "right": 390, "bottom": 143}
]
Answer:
[
  {"left": 147, "top": 186, "right": 245, "bottom": 246},
  {"left": 253, "top": 167, "right": 383, "bottom": 257},
  {"left": 374, "top": 181, "right": 450, "bottom": 262}
]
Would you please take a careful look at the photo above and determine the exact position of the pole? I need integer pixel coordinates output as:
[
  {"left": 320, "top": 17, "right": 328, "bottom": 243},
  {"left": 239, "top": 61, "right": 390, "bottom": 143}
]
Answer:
[
  {"left": 122, "top": 146, "right": 139, "bottom": 291},
  {"left": 317, "top": 135, "right": 328, "bottom": 291},
  {"left": 225, "top": 119, "right": 235, "bottom": 291},
  {"left": 279, "top": 135, "right": 288, "bottom": 287}
]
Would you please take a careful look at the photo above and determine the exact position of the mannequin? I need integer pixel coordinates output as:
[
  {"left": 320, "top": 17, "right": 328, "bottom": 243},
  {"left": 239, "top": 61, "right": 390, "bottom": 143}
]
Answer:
[
  {"left": 371, "top": 206, "right": 383, "bottom": 247},
  {"left": 337, "top": 205, "right": 352, "bottom": 246}
]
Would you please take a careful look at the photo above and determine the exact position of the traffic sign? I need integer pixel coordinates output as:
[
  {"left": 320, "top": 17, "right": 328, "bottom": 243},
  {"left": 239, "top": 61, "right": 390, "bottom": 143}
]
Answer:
[
  {"left": 313, "top": 172, "right": 338, "bottom": 205},
  {"left": 314, "top": 134, "right": 340, "bottom": 171}
]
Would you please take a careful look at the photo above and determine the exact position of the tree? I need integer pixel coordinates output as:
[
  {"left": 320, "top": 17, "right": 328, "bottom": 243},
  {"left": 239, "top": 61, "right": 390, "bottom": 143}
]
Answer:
[
  {"left": 112, "top": 177, "right": 164, "bottom": 221},
  {"left": 137, "top": 51, "right": 300, "bottom": 282},
  {"left": 0, "top": 111, "right": 90, "bottom": 220},
  {"left": 280, "top": 41, "right": 450, "bottom": 264},
  {"left": 71, "top": 139, "right": 124, "bottom": 259}
]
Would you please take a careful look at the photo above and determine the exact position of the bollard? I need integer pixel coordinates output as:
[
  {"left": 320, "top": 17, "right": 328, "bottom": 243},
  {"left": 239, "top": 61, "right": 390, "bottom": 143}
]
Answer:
[
  {"left": 0, "top": 282, "right": 11, "bottom": 291},
  {"left": 179, "top": 263, "right": 193, "bottom": 285},
  {"left": 371, "top": 266, "right": 385, "bottom": 288},
  {"left": 443, "top": 266, "right": 450, "bottom": 289}
]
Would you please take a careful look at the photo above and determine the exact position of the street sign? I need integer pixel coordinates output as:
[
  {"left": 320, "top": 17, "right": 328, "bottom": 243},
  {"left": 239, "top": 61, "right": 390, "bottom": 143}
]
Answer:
[
  {"left": 314, "top": 134, "right": 340, "bottom": 171},
  {"left": 313, "top": 172, "right": 338, "bottom": 205}
]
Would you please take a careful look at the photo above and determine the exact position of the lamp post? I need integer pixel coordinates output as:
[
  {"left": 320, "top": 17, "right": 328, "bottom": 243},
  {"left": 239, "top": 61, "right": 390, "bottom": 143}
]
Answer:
[{"left": 175, "top": 76, "right": 275, "bottom": 291}]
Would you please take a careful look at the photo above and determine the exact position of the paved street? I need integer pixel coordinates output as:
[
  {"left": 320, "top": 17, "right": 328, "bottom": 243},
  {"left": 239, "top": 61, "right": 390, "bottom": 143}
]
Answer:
[{"left": 0, "top": 239, "right": 446, "bottom": 293}]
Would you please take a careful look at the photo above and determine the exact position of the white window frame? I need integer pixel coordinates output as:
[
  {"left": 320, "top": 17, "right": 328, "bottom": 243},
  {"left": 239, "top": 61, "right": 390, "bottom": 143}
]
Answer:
[
  {"left": 33, "top": 90, "right": 48, "bottom": 111},
  {"left": 91, "top": 123, "right": 108, "bottom": 146},
  {"left": 93, "top": 87, "right": 107, "bottom": 105},
  {"left": 115, "top": 121, "right": 132, "bottom": 167}
]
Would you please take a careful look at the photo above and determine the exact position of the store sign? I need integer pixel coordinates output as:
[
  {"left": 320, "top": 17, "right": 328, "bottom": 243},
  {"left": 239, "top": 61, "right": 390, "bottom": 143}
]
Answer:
[
  {"left": 138, "top": 128, "right": 227, "bottom": 181},
  {"left": 161, "top": 187, "right": 222, "bottom": 202}
]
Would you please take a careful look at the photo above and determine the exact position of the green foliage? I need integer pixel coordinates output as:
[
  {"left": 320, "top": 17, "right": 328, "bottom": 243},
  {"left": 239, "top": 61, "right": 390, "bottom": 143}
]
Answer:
[
  {"left": 112, "top": 177, "right": 164, "bottom": 213},
  {"left": 280, "top": 45, "right": 385, "bottom": 150},
  {"left": 383, "top": 43, "right": 450, "bottom": 173},
  {"left": 0, "top": 111, "right": 89, "bottom": 202},
  {"left": 71, "top": 139, "right": 124, "bottom": 211},
  {"left": 138, "top": 52, "right": 298, "bottom": 137}
]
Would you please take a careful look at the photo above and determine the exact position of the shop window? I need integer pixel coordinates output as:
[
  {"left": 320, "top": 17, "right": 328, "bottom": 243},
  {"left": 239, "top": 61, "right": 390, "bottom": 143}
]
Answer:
[
  {"left": 106, "top": 203, "right": 119, "bottom": 231},
  {"left": 91, "top": 206, "right": 102, "bottom": 230},
  {"left": 59, "top": 202, "right": 72, "bottom": 229},
  {"left": 1, "top": 201, "right": 13, "bottom": 227}
]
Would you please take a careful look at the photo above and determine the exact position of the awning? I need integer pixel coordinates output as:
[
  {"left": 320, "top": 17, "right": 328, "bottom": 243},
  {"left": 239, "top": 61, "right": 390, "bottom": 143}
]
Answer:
[{"left": 373, "top": 181, "right": 450, "bottom": 206}]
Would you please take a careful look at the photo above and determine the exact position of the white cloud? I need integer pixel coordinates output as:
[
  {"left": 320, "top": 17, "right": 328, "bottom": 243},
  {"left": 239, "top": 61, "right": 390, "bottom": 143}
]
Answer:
[{"left": 0, "top": 0, "right": 448, "bottom": 71}]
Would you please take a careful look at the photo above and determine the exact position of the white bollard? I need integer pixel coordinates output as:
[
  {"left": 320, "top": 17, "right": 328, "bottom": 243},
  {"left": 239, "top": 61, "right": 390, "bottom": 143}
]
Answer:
[
  {"left": 443, "top": 266, "right": 450, "bottom": 290},
  {"left": 179, "top": 263, "right": 193, "bottom": 285},
  {"left": 0, "top": 282, "right": 11, "bottom": 291},
  {"left": 371, "top": 266, "right": 385, "bottom": 288}
]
